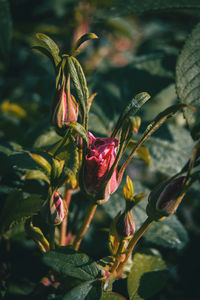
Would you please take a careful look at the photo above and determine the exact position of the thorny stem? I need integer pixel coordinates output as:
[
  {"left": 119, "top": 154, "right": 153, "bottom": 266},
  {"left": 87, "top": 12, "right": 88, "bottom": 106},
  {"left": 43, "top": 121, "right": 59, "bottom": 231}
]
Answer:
[
  {"left": 72, "top": 201, "right": 98, "bottom": 251},
  {"left": 110, "top": 239, "right": 125, "bottom": 275},
  {"left": 116, "top": 217, "right": 152, "bottom": 274},
  {"left": 60, "top": 189, "right": 72, "bottom": 246}
]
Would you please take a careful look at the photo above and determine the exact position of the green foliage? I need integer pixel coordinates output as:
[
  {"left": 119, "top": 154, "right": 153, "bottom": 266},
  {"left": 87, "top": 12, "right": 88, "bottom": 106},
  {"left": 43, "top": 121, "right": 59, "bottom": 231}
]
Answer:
[
  {"left": 48, "top": 131, "right": 78, "bottom": 173},
  {"left": 176, "top": 22, "right": 200, "bottom": 139},
  {"left": 32, "top": 33, "right": 61, "bottom": 67},
  {"left": 0, "top": 0, "right": 12, "bottom": 62},
  {"left": 127, "top": 251, "right": 168, "bottom": 300},
  {"left": 67, "top": 56, "right": 89, "bottom": 123},
  {"left": 62, "top": 280, "right": 102, "bottom": 300},
  {"left": 112, "top": 92, "right": 151, "bottom": 137},
  {"left": 101, "top": 292, "right": 127, "bottom": 299},
  {"left": 146, "top": 123, "right": 194, "bottom": 175},
  {"left": 0, "top": 190, "right": 43, "bottom": 233},
  {"left": 43, "top": 247, "right": 101, "bottom": 281}
]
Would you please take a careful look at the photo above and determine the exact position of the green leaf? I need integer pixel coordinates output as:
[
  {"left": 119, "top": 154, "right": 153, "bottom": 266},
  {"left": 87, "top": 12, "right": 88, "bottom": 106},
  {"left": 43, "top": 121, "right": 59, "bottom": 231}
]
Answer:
[
  {"left": 71, "top": 33, "right": 98, "bottom": 55},
  {"left": 144, "top": 215, "right": 189, "bottom": 249},
  {"left": 67, "top": 56, "right": 89, "bottom": 119},
  {"left": 0, "top": 190, "right": 43, "bottom": 233},
  {"left": 101, "top": 292, "right": 127, "bottom": 300},
  {"left": 29, "top": 153, "right": 52, "bottom": 175},
  {"left": 111, "top": 92, "right": 150, "bottom": 137},
  {"left": 32, "top": 33, "right": 61, "bottom": 67},
  {"left": 146, "top": 123, "right": 194, "bottom": 175},
  {"left": 25, "top": 170, "right": 50, "bottom": 184},
  {"left": 0, "top": 0, "right": 12, "bottom": 61},
  {"left": 33, "top": 129, "right": 61, "bottom": 149},
  {"left": 51, "top": 157, "right": 65, "bottom": 183},
  {"left": 176, "top": 22, "right": 200, "bottom": 139},
  {"left": 65, "top": 121, "right": 89, "bottom": 147},
  {"left": 62, "top": 281, "right": 94, "bottom": 300},
  {"left": 63, "top": 280, "right": 102, "bottom": 300},
  {"left": 127, "top": 251, "right": 168, "bottom": 300},
  {"left": 43, "top": 247, "right": 101, "bottom": 281},
  {"left": 48, "top": 132, "right": 78, "bottom": 173}
]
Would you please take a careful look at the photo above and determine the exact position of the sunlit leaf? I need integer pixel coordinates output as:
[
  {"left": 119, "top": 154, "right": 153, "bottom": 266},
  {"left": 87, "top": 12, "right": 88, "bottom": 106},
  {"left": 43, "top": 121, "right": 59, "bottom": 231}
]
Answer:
[
  {"left": 65, "top": 121, "right": 89, "bottom": 147},
  {"left": 25, "top": 170, "right": 50, "bottom": 184},
  {"left": 127, "top": 251, "right": 168, "bottom": 300},
  {"left": 32, "top": 32, "right": 61, "bottom": 67},
  {"left": 29, "top": 153, "right": 52, "bottom": 175},
  {"left": 67, "top": 56, "right": 89, "bottom": 121},
  {"left": 71, "top": 32, "right": 98, "bottom": 55},
  {"left": 111, "top": 92, "right": 150, "bottom": 137}
]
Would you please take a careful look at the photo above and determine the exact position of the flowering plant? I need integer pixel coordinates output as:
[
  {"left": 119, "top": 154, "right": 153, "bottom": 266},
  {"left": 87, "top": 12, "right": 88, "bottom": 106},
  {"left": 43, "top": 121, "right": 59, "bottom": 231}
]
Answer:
[{"left": 0, "top": 4, "right": 200, "bottom": 299}]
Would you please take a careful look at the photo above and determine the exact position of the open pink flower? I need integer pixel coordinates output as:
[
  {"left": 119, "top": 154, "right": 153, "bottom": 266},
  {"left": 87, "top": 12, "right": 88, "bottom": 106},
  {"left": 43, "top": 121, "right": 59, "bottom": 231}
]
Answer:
[{"left": 84, "top": 132, "right": 119, "bottom": 195}]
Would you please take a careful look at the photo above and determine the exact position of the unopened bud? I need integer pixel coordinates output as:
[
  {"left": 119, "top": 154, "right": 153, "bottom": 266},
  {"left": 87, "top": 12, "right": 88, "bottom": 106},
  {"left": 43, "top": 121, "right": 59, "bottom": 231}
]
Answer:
[
  {"left": 50, "top": 192, "right": 66, "bottom": 224},
  {"left": 41, "top": 192, "right": 66, "bottom": 225},
  {"left": 116, "top": 211, "right": 135, "bottom": 239},
  {"left": 146, "top": 176, "right": 186, "bottom": 221},
  {"left": 51, "top": 76, "right": 78, "bottom": 135},
  {"left": 132, "top": 116, "right": 141, "bottom": 133}
]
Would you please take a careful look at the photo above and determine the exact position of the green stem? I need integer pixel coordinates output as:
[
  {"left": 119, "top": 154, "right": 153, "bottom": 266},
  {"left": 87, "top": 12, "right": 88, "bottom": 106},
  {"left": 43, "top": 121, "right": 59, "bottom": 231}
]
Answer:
[
  {"left": 110, "top": 239, "right": 125, "bottom": 275},
  {"left": 49, "top": 226, "right": 55, "bottom": 250},
  {"left": 72, "top": 201, "right": 98, "bottom": 251},
  {"left": 60, "top": 189, "right": 72, "bottom": 246},
  {"left": 116, "top": 217, "right": 152, "bottom": 274}
]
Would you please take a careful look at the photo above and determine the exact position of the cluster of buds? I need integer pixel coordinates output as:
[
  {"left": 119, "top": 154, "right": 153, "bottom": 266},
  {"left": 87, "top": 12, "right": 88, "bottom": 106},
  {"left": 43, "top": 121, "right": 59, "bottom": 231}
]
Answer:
[{"left": 109, "top": 176, "right": 139, "bottom": 255}]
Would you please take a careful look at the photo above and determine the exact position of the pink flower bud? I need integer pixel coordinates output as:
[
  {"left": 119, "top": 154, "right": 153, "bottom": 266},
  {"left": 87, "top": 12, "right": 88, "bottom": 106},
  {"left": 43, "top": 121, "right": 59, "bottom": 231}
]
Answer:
[
  {"left": 84, "top": 132, "right": 119, "bottom": 196},
  {"left": 40, "top": 192, "right": 66, "bottom": 225},
  {"left": 146, "top": 176, "right": 186, "bottom": 221},
  {"left": 51, "top": 77, "right": 78, "bottom": 133},
  {"left": 50, "top": 192, "right": 66, "bottom": 225},
  {"left": 116, "top": 211, "right": 135, "bottom": 238}
]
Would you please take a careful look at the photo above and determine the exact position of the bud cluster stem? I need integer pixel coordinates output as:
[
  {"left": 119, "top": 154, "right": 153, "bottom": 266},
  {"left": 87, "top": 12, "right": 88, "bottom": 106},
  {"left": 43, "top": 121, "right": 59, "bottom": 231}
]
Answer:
[
  {"left": 72, "top": 201, "right": 98, "bottom": 251},
  {"left": 116, "top": 217, "right": 152, "bottom": 274},
  {"left": 110, "top": 239, "right": 125, "bottom": 275},
  {"left": 60, "top": 189, "right": 72, "bottom": 246}
]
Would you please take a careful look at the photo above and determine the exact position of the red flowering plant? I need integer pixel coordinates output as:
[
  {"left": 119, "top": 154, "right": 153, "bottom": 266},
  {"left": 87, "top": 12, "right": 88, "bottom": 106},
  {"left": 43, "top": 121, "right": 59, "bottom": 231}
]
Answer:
[{"left": 0, "top": 29, "right": 199, "bottom": 300}]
